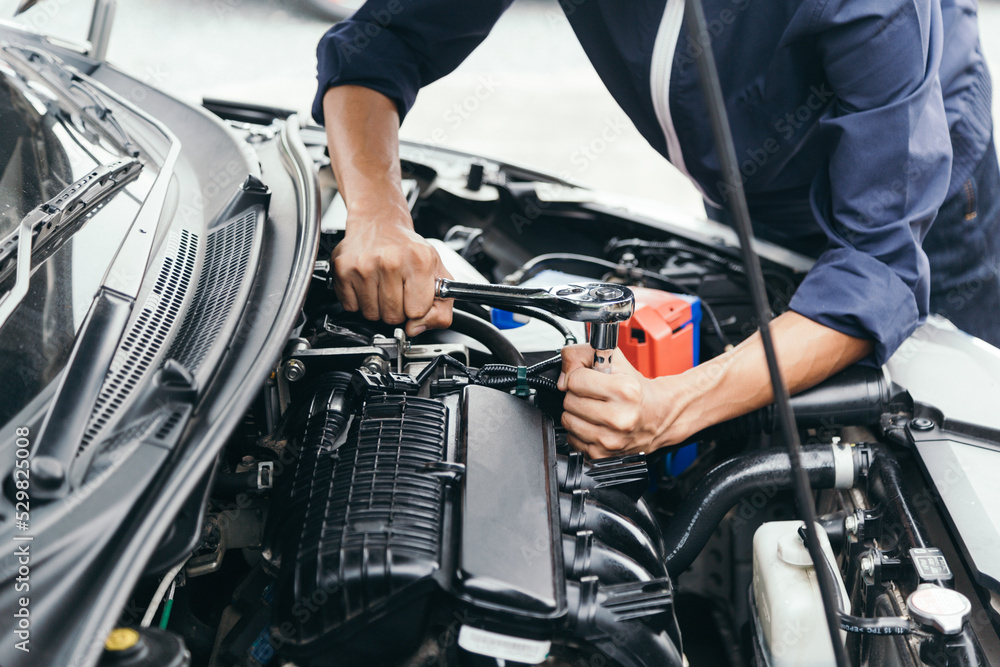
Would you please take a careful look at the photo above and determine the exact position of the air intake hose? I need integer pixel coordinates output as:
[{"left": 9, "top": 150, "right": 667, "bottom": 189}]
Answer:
[
  {"left": 448, "top": 309, "right": 525, "bottom": 365},
  {"left": 690, "top": 366, "right": 892, "bottom": 442},
  {"left": 662, "top": 443, "right": 865, "bottom": 577}
]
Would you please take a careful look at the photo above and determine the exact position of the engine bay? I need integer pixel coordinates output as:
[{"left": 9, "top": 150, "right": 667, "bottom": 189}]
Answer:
[{"left": 122, "top": 127, "right": 1000, "bottom": 667}]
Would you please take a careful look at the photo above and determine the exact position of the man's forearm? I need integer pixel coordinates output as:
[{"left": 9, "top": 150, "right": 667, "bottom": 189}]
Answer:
[
  {"left": 321, "top": 85, "right": 453, "bottom": 332},
  {"left": 661, "top": 311, "right": 874, "bottom": 444},
  {"left": 322, "top": 85, "right": 409, "bottom": 218}
]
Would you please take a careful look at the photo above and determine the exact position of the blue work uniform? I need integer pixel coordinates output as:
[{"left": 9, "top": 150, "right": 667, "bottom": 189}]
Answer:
[{"left": 312, "top": 0, "right": 999, "bottom": 363}]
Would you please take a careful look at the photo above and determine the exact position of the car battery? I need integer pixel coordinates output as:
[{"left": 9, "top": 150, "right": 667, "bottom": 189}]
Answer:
[{"left": 617, "top": 287, "right": 700, "bottom": 379}]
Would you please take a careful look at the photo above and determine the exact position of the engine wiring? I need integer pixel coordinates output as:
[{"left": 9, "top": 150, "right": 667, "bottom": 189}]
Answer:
[
  {"left": 682, "top": 0, "right": 850, "bottom": 663},
  {"left": 473, "top": 355, "right": 563, "bottom": 393},
  {"left": 140, "top": 558, "right": 187, "bottom": 628},
  {"left": 839, "top": 613, "right": 919, "bottom": 636},
  {"left": 159, "top": 580, "right": 177, "bottom": 630},
  {"left": 413, "top": 353, "right": 564, "bottom": 395}
]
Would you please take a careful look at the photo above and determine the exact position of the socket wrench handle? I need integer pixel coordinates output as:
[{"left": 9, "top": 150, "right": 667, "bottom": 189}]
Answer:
[{"left": 434, "top": 279, "right": 634, "bottom": 372}]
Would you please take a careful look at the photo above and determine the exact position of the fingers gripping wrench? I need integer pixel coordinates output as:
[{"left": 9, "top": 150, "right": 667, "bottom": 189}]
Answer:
[{"left": 434, "top": 279, "right": 634, "bottom": 373}]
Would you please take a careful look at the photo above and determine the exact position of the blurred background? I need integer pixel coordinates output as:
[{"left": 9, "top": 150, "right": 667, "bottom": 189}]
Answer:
[{"left": 2, "top": 0, "right": 998, "bottom": 219}]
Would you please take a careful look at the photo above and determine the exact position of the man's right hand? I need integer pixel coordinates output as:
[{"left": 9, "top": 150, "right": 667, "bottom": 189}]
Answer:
[
  {"left": 332, "top": 202, "right": 453, "bottom": 337},
  {"left": 322, "top": 85, "right": 453, "bottom": 337}
]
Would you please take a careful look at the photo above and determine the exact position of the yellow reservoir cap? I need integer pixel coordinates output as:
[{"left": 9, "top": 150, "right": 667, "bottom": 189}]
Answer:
[{"left": 105, "top": 627, "right": 141, "bottom": 651}]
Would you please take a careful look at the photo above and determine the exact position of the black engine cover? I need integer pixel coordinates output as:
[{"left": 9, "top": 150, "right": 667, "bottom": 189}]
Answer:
[{"left": 269, "top": 381, "right": 677, "bottom": 666}]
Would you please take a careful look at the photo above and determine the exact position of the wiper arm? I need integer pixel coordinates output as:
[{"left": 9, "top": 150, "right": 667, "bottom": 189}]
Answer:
[
  {"left": 0, "top": 44, "right": 141, "bottom": 157},
  {"left": 0, "top": 157, "right": 142, "bottom": 329}
]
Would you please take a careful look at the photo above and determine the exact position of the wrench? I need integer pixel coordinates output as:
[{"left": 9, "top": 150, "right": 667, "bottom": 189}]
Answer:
[{"left": 434, "top": 279, "right": 634, "bottom": 373}]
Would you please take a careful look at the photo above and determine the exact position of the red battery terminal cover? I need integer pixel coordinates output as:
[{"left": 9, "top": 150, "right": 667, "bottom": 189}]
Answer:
[{"left": 616, "top": 287, "right": 699, "bottom": 379}]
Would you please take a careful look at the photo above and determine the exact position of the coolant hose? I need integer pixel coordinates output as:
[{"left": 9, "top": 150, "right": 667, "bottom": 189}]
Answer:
[
  {"left": 494, "top": 303, "right": 578, "bottom": 345},
  {"left": 866, "top": 444, "right": 929, "bottom": 552},
  {"left": 449, "top": 309, "right": 526, "bottom": 366},
  {"left": 663, "top": 444, "right": 861, "bottom": 577}
]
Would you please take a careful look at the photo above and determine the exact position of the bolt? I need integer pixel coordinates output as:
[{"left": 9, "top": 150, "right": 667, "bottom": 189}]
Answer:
[
  {"left": 283, "top": 359, "right": 306, "bottom": 382},
  {"left": 362, "top": 355, "right": 388, "bottom": 375},
  {"left": 845, "top": 514, "right": 858, "bottom": 537},
  {"left": 594, "top": 286, "right": 624, "bottom": 300},
  {"left": 860, "top": 555, "right": 875, "bottom": 577},
  {"left": 910, "top": 418, "right": 935, "bottom": 431}
]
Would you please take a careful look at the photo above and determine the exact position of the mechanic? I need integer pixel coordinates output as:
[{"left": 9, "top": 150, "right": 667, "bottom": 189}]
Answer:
[{"left": 312, "top": 0, "right": 998, "bottom": 459}]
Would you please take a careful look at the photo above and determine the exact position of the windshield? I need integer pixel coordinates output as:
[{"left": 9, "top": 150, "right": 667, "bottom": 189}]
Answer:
[
  {"left": 0, "top": 66, "right": 145, "bottom": 426},
  {"left": 0, "top": 75, "right": 74, "bottom": 238}
]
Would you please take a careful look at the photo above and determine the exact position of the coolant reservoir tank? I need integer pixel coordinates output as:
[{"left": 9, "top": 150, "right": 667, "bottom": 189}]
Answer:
[{"left": 752, "top": 521, "right": 849, "bottom": 667}]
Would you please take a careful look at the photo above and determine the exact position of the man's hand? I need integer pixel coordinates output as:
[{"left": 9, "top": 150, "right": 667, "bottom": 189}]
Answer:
[
  {"left": 332, "top": 203, "right": 452, "bottom": 336},
  {"left": 557, "top": 311, "right": 874, "bottom": 459},
  {"left": 323, "top": 85, "right": 452, "bottom": 337},
  {"left": 557, "top": 345, "right": 684, "bottom": 458}
]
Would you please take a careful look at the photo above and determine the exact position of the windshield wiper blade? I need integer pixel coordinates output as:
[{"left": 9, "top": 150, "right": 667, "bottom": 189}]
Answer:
[
  {"left": 0, "top": 157, "right": 142, "bottom": 329},
  {"left": 1, "top": 44, "right": 141, "bottom": 157}
]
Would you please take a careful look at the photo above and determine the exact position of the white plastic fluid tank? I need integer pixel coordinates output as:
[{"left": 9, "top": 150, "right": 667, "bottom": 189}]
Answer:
[{"left": 752, "top": 521, "right": 850, "bottom": 667}]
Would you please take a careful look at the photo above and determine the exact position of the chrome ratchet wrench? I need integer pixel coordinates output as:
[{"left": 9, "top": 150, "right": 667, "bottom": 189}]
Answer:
[{"left": 434, "top": 279, "right": 634, "bottom": 373}]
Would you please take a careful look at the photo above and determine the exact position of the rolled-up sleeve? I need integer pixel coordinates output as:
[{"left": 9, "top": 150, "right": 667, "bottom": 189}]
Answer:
[
  {"left": 789, "top": 0, "right": 953, "bottom": 365},
  {"left": 313, "top": 0, "right": 513, "bottom": 124}
]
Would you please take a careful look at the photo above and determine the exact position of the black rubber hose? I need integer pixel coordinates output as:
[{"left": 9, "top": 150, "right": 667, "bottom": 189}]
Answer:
[
  {"left": 663, "top": 445, "right": 847, "bottom": 577},
  {"left": 865, "top": 444, "right": 929, "bottom": 553},
  {"left": 449, "top": 309, "right": 525, "bottom": 366},
  {"left": 453, "top": 300, "right": 493, "bottom": 321},
  {"left": 490, "top": 303, "right": 578, "bottom": 345}
]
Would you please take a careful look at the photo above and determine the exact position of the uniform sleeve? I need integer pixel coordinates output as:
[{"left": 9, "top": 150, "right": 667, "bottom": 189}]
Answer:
[
  {"left": 788, "top": 0, "right": 953, "bottom": 365},
  {"left": 312, "top": 0, "right": 514, "bottom": 124}
]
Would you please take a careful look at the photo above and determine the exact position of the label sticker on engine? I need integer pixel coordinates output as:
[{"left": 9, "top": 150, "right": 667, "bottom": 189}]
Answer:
[{"left": 457, "top": 626, "right": 551, "bottom": 663}]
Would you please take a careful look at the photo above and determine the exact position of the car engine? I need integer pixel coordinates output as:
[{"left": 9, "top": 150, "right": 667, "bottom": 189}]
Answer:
[{"left": 119, "top": 125, "right": 999, "bottom": 667}]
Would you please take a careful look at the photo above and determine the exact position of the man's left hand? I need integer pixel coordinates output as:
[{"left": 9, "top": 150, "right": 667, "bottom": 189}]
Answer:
[{"left": 557, "top": 344, "right": 677, "bottom": 458}]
